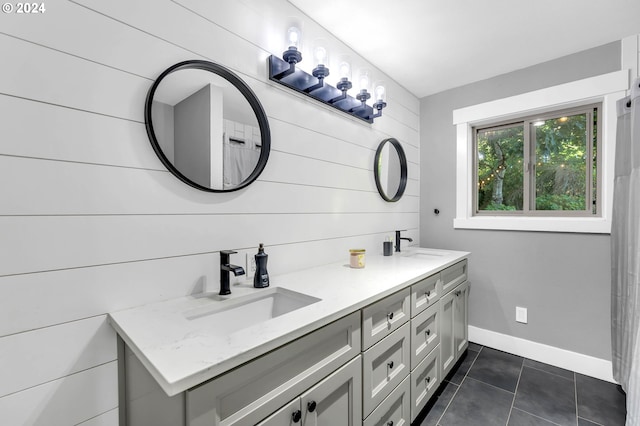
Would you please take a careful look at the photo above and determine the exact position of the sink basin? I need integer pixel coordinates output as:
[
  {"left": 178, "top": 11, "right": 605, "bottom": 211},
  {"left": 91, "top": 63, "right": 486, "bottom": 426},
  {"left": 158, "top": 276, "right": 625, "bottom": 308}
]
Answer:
[
  {"left": 184, "top": 287, "right": 321, "bottom": 334},
  {"left": 402, "top": 249, "right": 447, "bottom": 258}
]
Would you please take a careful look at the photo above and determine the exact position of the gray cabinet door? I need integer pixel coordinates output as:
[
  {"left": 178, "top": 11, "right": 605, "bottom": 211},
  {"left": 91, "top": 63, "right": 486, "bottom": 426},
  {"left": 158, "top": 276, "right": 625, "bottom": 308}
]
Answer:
[
  {"left": 300, "top": 355, "right": 362, "bottom": 426},
  {"left": 440, "top": 289, "right": 455, "bottom": 377},
  {"left": 440, "top": 281, "right": 469, "bottom": 378},
  {"left": 453, "top": 281, "right": 470, "bottom": 360}
]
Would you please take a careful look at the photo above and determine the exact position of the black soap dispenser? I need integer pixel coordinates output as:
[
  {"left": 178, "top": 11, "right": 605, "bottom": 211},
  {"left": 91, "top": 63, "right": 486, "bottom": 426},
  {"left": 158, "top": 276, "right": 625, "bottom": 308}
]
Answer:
[{"left": 253, "top": 243, "right": 270, "bottom": 288}]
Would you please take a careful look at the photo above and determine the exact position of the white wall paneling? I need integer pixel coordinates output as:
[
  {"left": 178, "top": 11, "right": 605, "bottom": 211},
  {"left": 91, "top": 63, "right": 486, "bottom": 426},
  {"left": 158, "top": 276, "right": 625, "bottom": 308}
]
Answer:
[
  {"left": 0, "top": 362, "right": 118, "bottom": 426},
  {"left": 0, "top": 0, "right": 419, "bottom": 423},
  {"left": 77, "top": 409, "right": 119, "bottom": 426},
  {"left": 0, "top": 156, "right": 419, "bottom": 215},
  {"left": 0, "top": 316, "right": 116, "bottom": 398},
  {"left": 0, "top": 213, "right": 418, "bottom": 276}
]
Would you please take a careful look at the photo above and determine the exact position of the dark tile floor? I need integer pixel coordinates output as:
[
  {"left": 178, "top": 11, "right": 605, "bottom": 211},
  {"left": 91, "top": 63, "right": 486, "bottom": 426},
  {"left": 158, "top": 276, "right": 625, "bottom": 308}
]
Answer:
[{"left": 415, "top": 343, "right": 627, "bottom": 426}]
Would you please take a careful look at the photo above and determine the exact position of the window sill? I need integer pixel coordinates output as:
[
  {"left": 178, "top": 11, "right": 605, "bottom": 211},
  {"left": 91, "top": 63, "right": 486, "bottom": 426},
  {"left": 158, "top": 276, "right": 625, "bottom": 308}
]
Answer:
[{"left": 453, "top": 216, "right": 610, "bottom": 234}]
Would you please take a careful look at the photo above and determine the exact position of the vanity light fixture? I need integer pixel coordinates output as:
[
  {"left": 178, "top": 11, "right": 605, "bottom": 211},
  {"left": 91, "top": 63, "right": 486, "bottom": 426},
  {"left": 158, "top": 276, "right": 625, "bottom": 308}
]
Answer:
[{"left": 268, "top": 27, "right": 386, "bottom": 123}]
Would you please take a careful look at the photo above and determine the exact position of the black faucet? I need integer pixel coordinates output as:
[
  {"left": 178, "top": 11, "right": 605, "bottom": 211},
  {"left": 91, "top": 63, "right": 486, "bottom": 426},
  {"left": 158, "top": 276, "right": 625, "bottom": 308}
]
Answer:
[
  {"left": 220, "top": 250, "right": 245, "bottom": 295},
  {"left": 395, "top": 230, "right": 413, "bottom": 252}
]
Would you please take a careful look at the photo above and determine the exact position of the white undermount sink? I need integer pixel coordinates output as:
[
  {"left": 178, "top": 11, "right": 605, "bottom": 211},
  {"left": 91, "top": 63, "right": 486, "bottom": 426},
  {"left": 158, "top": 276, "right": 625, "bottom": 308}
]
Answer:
[
  {"left": 184, "top": 287, "right": 321, "bottom": 335},
  {"left": 402, "top": 248, "right": 447, "bottom": 258}
]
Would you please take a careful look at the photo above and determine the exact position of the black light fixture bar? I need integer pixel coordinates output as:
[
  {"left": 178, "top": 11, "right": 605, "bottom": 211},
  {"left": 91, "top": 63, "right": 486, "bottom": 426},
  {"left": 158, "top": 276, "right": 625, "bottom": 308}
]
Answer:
[{"left": 268, "top": 55, "right": 376, "bottom": 123}]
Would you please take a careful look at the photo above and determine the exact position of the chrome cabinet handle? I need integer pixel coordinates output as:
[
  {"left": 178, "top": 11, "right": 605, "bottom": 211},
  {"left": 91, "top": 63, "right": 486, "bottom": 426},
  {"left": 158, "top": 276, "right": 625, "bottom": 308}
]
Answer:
[
  {"left": 426, "top": 329, "right": 431, "bottom": 336},
  {"left": 388, "top": 361, "right": 394, "bottom": 369},
  {"left": 387, "top": 312, "right": 394, "bottom": 321},
  {"left": 292, "top": 410, "right": 302, "bottom": 423},
  {"left": 387, "top": 421, "right": 394, "bottom": 426},
  {"left": 426, "top": 376, "right": 431, "bottom": 383},
  {"left": 426, "top": 290, "right": 431, "bottom": 297}
]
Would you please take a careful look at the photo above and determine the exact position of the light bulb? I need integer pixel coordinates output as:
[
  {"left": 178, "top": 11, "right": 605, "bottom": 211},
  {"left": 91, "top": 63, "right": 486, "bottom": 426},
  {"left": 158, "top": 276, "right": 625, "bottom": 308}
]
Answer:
[
  {"left": 314, "top": 46, "right": 327, "bottom": 66},
  {"left": 287, "top": 26, "right": 301, "bottom": 49},
  {"left": 374, "top": 85, "right": 386, "bottom": 102},
  {"left": 358, "top": 71, "right": 370, "bottom": 92},
  {"left": 339, "top": 61, "right": 351, "bottom": 80}
]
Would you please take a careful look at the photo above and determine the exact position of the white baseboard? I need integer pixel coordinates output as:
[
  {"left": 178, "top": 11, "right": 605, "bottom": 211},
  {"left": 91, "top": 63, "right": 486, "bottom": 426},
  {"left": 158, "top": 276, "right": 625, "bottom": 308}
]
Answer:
[{"left": 469, "top": 326, "right": 615, "bottom": 383}]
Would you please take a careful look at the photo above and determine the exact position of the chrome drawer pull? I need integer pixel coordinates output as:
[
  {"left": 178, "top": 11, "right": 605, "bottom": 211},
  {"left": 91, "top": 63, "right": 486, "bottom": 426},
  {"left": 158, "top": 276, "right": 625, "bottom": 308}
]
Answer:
[
  {"left": 387, "top": 361, "right": 394, "bottom": 369},
  {"left": 292, "top": 410, "right": 302, "bottom": 423}
]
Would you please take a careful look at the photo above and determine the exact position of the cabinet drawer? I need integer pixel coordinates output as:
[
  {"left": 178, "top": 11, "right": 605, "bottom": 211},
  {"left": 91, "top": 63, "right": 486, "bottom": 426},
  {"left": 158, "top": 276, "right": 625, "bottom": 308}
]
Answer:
[
  {"left": 410, "top": 302, "right": 440, "bottom": 369},
  {"left": 362, "top": 322, "right": 410, "bottom": 418},
  {"left": 411, "top": 345, "right": 440, "bottom": 422},
  {"left": 186, "top": 311, "right": 361, "bottom": 426},
  {"left": 362, "top": 288, "right": 410, "bottom": 350},
  {"left": 441, "top": 259, "right": 467, "bottom": 295},
  {"left": 363, "top": 375, "right": 410, "bottom": 426},
  {"left": 411, "top": 273, "right": 441, "bottom": 317}
]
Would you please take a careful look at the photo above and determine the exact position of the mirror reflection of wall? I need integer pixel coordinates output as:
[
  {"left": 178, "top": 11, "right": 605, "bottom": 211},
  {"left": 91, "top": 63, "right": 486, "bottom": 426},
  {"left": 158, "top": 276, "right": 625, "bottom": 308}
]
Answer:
[
  {"left": 374, "top": 138, "right": 407, "bottom": 202},
  {"left": 150, "top": 68, "right": 261, "bottom": 191},
  {"left": 379, "top": 142, "right": 401, "bottom": 195}
]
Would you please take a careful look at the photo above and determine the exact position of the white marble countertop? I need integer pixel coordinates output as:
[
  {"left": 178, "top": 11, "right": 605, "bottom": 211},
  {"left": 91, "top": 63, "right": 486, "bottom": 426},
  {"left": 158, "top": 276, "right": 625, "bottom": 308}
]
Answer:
[{"left": 108, "top": 247, "right": 469, "bottom": 396}]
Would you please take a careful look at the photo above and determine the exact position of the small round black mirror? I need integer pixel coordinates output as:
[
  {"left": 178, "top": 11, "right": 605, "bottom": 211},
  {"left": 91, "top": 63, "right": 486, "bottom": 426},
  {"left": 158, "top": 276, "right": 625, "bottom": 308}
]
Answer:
[
  {"left": 374, "top": 137, "right": 408, "bottom": 202},
  {"left": 145, "top": 60, "right": 270, "bottom": 192}
]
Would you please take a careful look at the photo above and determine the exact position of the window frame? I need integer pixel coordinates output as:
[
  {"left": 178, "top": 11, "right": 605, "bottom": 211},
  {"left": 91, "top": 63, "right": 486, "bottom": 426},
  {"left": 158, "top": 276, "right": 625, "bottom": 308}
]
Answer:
[
  {"left": 453, "top": 70, "right": 628, "bottom": 234},
  {"left": 472, "top": 104, "right": 602, "bottom": 217}
]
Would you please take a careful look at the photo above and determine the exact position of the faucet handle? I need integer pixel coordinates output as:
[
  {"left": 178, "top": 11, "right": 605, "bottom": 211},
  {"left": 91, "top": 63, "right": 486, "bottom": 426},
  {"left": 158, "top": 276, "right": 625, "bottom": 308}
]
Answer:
[{"left": 220, "top": 250, "right": 237, "bottom": 264}]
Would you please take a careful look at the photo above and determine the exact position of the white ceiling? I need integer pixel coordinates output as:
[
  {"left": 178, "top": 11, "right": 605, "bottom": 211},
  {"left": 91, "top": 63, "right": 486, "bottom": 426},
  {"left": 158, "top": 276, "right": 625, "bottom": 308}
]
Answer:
[{"left": 289, "top": 0, "right": 640, "bottom": 98}]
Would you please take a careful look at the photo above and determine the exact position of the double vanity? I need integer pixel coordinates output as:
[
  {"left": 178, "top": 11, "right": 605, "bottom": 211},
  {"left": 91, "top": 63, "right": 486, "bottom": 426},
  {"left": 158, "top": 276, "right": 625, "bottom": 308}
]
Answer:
[{"left": 110, "top": 248, "right": 469, "bottom": 425}]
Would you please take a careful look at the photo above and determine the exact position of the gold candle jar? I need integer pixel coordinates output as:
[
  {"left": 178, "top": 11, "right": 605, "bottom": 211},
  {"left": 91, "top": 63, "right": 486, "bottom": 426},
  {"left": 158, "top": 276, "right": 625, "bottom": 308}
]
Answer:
[{"left": 349, "top": 249, "right": 366, "bottom": 268}]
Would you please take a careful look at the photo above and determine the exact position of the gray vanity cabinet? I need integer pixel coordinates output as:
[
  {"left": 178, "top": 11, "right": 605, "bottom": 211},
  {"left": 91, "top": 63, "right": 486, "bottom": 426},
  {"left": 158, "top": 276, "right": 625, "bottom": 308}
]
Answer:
[
  {"left": 257, "top": 355, "right": 362, "bottom": 426},
  {"left": 440, "top": 278, "right": 469, "bottom": 378},
  {"left": 120, "top": 255, "right": 469, "bottom": 426}
]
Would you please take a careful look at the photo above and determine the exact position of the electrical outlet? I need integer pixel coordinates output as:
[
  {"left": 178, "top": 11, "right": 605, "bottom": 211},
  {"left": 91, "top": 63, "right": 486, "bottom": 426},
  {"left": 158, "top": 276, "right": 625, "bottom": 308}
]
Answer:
[
  {"left": 516, "top": 307, "right": 528, "bottom": 324},
  {"left": 245, "top": 252, "right": 256, "bottom": 278}
]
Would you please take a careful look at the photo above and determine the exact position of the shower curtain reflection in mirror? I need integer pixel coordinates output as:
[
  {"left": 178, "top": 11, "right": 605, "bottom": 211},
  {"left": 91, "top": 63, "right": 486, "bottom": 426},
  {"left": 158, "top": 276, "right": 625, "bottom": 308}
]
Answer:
[{"left": 150, "top": 67, "right": 261, "bottom": 191}]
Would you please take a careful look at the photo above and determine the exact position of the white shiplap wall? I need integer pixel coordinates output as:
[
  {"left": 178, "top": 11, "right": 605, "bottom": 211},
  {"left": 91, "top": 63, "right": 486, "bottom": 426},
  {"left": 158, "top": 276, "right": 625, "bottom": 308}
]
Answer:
[{"left": 0, "top": 0, "right": 420, "bottom": 425}]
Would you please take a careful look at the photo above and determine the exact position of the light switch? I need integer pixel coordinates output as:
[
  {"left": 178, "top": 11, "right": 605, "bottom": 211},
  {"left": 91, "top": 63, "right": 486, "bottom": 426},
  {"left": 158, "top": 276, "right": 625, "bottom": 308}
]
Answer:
[{"left": 516, "top": 307, "right": 528, "bottom": 324}]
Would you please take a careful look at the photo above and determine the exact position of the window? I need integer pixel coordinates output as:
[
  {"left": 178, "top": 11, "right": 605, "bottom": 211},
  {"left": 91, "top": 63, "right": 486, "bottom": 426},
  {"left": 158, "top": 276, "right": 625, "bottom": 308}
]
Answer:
[
  {"left": 474, "top": 105, "right": 601, "bottom": 216},
  {"left": 452, "top": 70, "right": 628, "bottom": 233}
]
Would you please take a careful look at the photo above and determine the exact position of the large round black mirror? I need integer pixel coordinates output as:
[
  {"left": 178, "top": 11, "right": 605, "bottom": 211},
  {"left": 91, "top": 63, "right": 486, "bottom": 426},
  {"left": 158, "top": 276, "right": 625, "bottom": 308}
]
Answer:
[
  {"left": 145, "top": 60, "right": 270, "bottom": 192},
  {"left": 374, "top": 138, "right": 407, "bottom": 202}
]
